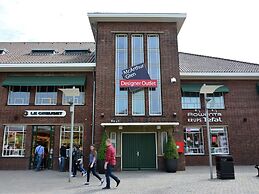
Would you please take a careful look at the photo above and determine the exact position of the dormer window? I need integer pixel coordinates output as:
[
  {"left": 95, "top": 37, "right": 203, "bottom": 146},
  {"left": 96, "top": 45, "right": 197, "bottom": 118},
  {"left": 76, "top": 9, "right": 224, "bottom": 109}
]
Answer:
[
  {"left": 31, "top": 49, "right": 56, "bottom": 55},
  {"left": 64, "top": 49, "right": 91, "bottom": 55},
  {"left": 0, "top": 49, "right": 8, "bottom": 55}
]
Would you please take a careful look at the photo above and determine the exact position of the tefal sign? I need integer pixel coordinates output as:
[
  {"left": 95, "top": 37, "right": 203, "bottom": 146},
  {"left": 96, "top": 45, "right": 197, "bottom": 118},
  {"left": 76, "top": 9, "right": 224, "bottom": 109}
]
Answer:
[{"left": 120, "top": 63, "right": 157, "bottom": 92}]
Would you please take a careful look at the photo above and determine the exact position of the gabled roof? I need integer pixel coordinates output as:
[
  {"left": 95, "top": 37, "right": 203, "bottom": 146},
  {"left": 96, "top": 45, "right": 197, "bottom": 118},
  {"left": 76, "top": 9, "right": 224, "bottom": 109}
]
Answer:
[
  {"left": 179, "top": 52, "right": 259, "bottom": 73},
  {"left": 0, "top": 42, "right": 95, "bottom": 64}
]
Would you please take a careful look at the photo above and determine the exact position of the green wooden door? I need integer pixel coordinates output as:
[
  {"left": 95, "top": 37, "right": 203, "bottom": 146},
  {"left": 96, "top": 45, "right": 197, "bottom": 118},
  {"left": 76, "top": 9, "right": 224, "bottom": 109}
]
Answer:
[{"left": 122, "top": 133, "right": 156, "bottom": 170}]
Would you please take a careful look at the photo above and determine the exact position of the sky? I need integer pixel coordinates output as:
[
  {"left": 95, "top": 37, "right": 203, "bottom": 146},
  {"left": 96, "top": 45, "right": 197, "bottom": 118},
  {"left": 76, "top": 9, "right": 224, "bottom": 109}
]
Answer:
[{"left": 0, "top": 0, "right": 259, "bottom": 64}]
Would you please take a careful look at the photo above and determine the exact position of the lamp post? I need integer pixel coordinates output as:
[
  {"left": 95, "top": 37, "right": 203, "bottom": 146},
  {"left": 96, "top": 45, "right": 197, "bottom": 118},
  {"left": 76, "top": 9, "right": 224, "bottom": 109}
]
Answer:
[
  {"left": 200, "top": 84, "right": 223, "bottom": 179},
  {"left": 59, "top": 87, "right": 80, "bottom": 182}
]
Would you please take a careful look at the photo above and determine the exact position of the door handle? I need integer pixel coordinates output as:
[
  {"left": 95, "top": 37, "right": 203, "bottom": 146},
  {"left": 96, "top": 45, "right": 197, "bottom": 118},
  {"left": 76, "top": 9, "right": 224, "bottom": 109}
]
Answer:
[{"left": 136, "top": 151, "right": 140, "bottom": 157}]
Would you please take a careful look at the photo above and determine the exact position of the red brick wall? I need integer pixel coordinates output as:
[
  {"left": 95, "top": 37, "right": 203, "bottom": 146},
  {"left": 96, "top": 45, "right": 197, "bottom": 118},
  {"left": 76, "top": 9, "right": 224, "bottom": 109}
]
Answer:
[
  {"left": 95, "top": 22, "right": 182, "bottom": 141},
  {"left": 94, "top": 22, "right": 184, "bottom": 169},
  {"left": 182, "top": 80, "right": 259, "bottom": 165},
  {"left": 0, "top": 72, "right": 93, "bottom": 169}
]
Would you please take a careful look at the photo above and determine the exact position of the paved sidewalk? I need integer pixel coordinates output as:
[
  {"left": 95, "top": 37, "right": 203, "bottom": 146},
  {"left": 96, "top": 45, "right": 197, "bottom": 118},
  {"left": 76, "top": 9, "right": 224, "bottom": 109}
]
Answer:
[{"left": 0, "top": 166, "right": 258, "bottom": 194}]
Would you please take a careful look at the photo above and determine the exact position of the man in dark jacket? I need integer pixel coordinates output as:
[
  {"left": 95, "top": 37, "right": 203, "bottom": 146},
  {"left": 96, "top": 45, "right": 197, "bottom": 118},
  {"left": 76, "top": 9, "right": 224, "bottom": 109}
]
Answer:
[
  {"left": 72, "top": 145, "right": 81, "bottom": 177},
  {"left": 102, "top": 139, "right": 120, "bottom": 189},
  {"left": 59, "top": 144, "right": 67, "bottom": 172}
]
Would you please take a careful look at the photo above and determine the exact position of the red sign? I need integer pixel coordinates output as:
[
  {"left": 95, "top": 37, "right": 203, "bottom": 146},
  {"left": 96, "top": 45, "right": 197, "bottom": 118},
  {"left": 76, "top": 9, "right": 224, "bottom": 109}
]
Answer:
[
  {"left": 176, "top": 142, "right": 184, "bottom": 154},
  {"left": 120, "top": 80, "right": 157, "bottom": 88}
]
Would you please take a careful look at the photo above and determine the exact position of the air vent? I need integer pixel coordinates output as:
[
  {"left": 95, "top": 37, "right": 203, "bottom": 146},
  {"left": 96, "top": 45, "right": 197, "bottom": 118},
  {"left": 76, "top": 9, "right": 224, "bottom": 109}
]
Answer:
[
  {"left": 31, "top": 49, "right": 56, "bottom": 55},
  {"left": 64, "top": 49, "right": 91, "bottom": 55}
]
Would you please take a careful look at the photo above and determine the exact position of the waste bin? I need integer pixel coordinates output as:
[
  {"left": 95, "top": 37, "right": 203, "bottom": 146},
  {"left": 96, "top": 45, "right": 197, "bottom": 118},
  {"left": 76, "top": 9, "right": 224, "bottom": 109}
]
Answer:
[{"left": 215, "top": 155, "right": 235, "bottom": 179}]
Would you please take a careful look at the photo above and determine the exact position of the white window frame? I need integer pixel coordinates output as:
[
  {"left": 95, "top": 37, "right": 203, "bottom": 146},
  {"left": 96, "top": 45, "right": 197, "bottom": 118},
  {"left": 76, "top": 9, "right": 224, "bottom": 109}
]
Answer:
[
  {"left": 181, "top": 92, "right": 201, "bottom": 110},
  {"left": 62, "top": 86, "right": 85, "bottom": 105},
  {"left": 115, "top": 34, "right": 128, "bottom": 116},
  {"left": 59, "top": 125, "right": 84, "bottom": 149},
  {"left": 210, "top": 127, "right": 229, "bottom": 155},
  {"left": 147, "top": 34, "right": 162, "bottom": 116},
  {"left": 161, "top": 131, "right": 168, "bottom": 154},
  {"left": 7, "top": 86, "right": 30, "bottom": 106},
  {"left": 207, "top": 92, "right": 225, "bottom": 110},
  {"left": 184, "top": 127, "right": 205, "bottom": 155},
  {"left": 35, "top": 86, "right": 57, "bottom": 105},
  {"left": 2, "top": 125, "right": 26, "bottom": 157},
  {"left": 131, "top": 34, "right": 145, "bottom": 116},
  {"left": 110, "top": 132, "right": 117, "bottom": 149}
]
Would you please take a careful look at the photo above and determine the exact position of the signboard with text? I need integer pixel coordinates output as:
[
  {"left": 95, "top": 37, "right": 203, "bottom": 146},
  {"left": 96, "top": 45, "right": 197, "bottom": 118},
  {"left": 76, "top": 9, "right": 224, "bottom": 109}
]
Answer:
[
  {"left": 120, "top": 63, "right": 157, "bottom": 92},
  {"left": 187, "top": 111, "right": 223, "bottom": 123},
  {"left": 24, "top": 110, "right": 66, "bottom": 117}
]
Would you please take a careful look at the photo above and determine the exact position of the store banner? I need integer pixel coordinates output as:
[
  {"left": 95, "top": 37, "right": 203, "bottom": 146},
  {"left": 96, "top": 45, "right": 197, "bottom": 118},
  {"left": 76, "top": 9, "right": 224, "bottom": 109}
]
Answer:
[
  {"left": 24, "top": 110, "right": 66, "bottom": 117},
  {"left": 120, "top": 63, "right": 157, "bottom": 92}
]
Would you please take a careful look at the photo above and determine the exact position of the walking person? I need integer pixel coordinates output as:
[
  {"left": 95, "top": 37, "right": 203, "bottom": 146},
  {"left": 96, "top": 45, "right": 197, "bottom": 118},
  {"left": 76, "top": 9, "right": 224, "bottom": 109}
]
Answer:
[
  {"left": 84, "top": 144, "right": 104, "bottom": 185},
  {"left": 102, "top": 139, "right": 120, "bottom": 190},
  {"left": 35, "top": 143, "right": 44, "bottom": 171},
  {"left": 72, "top": 145, "right": 80, "bottom": 177},
  {"left": 59, "top": 144, "right": 67, "bottom": 172}
]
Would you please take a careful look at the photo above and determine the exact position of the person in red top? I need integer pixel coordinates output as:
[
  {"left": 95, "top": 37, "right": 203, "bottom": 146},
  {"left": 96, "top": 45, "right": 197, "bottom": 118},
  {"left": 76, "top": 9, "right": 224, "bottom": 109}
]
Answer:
[{"left": 102, "top": 139, "right": 120, "bottom": 190}]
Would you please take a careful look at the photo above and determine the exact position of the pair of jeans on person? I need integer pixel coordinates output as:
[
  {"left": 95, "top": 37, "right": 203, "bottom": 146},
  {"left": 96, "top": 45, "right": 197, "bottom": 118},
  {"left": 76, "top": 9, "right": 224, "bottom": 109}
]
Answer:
[
  {"left": 79, "top": 163, "right": 87, "bottom": 174},
  {"left": 105, "top": 164, "right": 119, "bottom": 188},
  {"left": 36, "top": 154, "right": 43, "bottom": 171},
  {"left": 87, "top": 164, "right": 102, "bottom": 182},
  {"left": 59, "top": 156, "right": 65, "bottom": 172}
]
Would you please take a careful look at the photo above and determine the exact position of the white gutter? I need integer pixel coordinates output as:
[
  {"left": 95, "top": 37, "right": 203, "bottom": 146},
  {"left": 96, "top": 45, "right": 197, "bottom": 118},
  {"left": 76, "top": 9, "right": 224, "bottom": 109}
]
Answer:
[
  {"left": 0, "top": 63, "right": 96, "bottom": 72},
  {"left": 180, "top": 72, "right": 259, "bottom": 80},
  {"left": 101, "top": 122, "right": 179, "bottom": 127}
]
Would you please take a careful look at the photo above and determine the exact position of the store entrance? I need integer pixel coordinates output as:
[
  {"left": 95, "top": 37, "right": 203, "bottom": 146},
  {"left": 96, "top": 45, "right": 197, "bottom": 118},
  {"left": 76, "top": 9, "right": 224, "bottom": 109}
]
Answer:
[{"left": 30, "top": 126, "right": 54, "bottom": 170}]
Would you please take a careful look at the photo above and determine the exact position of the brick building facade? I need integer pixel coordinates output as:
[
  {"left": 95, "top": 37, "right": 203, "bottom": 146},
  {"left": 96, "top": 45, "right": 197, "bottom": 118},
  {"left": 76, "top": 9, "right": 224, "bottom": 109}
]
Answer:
[{"left": 0, "top": 13, "right": 258, "bottom": 170}]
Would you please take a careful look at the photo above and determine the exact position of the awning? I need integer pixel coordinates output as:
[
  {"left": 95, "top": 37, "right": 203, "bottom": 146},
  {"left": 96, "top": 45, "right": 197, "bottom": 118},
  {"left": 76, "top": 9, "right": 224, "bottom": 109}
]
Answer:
[
  {"left": 101, "top": 122, "right": 179, "bottom": 127},
  {"left": 181, "top": 84, "right": 229, "bottom": 93},
  {"left": 2, "top": 76, "right": 86, "bottom": 87}
]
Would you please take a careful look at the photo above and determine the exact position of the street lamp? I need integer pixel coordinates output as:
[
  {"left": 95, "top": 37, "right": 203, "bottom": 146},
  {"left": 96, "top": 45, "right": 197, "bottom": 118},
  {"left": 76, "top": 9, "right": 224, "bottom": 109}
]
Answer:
[
  {"left": 59, "top": 87, "right": 80, "bottom": 182},
  {"left": 200, "top": 84, "right": 223, "bottom": 179}
]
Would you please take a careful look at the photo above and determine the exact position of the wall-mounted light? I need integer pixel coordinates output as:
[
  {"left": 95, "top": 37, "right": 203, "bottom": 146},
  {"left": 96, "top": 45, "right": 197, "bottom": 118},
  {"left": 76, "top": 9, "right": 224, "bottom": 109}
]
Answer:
[
  {"left": 170, "top": 77, "right": 176, "bottom": 83},
  {"left": 156, "top": 125, "right": 161, "bottom": 130},
  {"left": 101, "top": 113, "right": 104, "bottom": 117},
  {"left": 118, "top": 126, "right": 123, "bottom": 130}
]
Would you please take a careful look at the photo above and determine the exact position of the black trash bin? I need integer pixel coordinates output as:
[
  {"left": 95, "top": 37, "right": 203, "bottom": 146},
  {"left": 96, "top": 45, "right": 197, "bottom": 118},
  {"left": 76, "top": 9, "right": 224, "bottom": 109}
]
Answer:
[{"left": 215, "top": 155, "right": 235, "bottom": 179}]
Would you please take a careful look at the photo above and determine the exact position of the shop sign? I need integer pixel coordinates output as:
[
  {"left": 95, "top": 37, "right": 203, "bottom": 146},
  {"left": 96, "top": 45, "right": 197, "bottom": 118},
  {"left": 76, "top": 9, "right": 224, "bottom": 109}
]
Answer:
[
  {"left": 120, "top": 63, "right": 157, "bottom": 92},
  {"left": 24, "top": 110, "right": 66, "bottom": 117},
  {"left": 187, "top": 111, "right": 223, "bottom": 123}
]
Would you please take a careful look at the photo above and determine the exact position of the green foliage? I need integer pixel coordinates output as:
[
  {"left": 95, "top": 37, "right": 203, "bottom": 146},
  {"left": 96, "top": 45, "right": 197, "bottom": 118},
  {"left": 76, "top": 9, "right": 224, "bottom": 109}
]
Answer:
[
  {"left": 97, "top": 132, "right": 107, "bottom": 160},
  {"left": 164, "top": 135, "right": 179, "bottom": 160}
]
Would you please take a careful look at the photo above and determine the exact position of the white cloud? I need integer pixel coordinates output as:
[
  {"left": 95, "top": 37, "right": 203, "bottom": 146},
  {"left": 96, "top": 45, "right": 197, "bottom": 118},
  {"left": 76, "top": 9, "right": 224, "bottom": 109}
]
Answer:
[{"left": 0, "top": 0, "right": 259, "bottom": 63}]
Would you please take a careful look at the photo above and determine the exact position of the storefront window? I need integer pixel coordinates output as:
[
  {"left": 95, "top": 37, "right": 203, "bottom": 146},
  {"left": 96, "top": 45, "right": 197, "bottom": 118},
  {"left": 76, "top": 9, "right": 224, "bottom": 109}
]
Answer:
[
  {"left": 8, "top": 86, "right": 30, "bottom": 105},
  {"left": 184, "top": 127, "right": 204, "bottom": 155},
  {"left": 60, "top": 125, "right": 83, "bottom": 148},
  {"left": 207, "top": 92, "right": 225, "bottom": 109},
  {"left": 131, "top": 35, "right": 145, "bottom": 115},
  {"left": 161, "top": 131, "right": 168, "bottom": 154},
  {"left": 110, "top": 132, "right": 116, "bottom": 149},
  {"left": 62, "top": 86, "right": 85, "bottom": 105},
  {"left": 148, "top": 34, "right": 162, "bottom": 115},
  {"left": 115, "top": 34, "right": 128, "bottom": 115},
  {"left": 2, "top": 126, "right": 26, "bottom": 157},
  {"left": 35, "top": 86, "right": 57, "bottom": 105},
  {"left": 181, "top": 92, "right": 201, "bottom": 109},
  {"left": 211, "top": 127, "right": 229, "bottom": 154}
]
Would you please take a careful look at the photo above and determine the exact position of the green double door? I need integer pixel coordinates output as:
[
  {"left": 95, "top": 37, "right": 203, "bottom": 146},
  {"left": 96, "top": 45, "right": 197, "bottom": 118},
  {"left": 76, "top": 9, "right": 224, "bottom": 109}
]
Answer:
[{"left": 122, "top": 133, "right": 156, "bottom": 170}]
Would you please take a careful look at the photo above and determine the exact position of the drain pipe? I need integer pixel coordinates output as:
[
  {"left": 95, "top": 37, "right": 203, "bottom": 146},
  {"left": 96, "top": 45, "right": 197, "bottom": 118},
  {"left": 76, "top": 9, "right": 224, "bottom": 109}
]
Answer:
[{"left": 91, "top": 72, "right": 96, "bottom": 144}]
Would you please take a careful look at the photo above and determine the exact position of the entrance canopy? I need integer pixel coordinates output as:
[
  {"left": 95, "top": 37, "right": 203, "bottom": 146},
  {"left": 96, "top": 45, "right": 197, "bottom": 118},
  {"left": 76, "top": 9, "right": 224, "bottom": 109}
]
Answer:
[
  {"left": 2, "top": 76, "right": 86, "bottom": 87},
  {"left": 101, "top": 122, "right": 179, "bottom": 127},
  {"left": 181, "top": 84, "right": 229, "bottom": 93}
]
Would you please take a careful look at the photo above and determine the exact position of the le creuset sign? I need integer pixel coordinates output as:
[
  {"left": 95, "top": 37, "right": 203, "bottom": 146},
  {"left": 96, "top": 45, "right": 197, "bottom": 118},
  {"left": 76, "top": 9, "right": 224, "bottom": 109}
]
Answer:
[
  {"left": 120, "top": 63, "right": 157, "bottom": 92},
  {"left": 187, "top": 112, "right": 223, "bottom": 123},
  {"left": 24, "top": 110, "right": 66, "bottom": 117}
]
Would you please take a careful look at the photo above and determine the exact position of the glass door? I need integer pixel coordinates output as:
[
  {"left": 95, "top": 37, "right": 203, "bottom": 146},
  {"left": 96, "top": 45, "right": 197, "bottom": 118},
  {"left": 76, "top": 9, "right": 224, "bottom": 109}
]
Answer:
[{"left": 30, "top": 126, "right": 54, "bottom": 169}]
